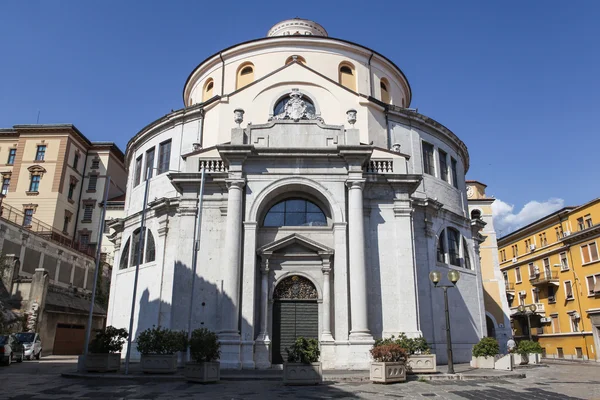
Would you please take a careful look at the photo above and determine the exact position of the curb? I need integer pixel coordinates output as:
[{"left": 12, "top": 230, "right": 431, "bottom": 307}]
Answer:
[{"left": 415, "top": 373, "right": 526, "bottom": 381}]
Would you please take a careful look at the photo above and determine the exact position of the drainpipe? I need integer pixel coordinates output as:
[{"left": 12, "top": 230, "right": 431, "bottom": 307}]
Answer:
[
  {"left": 367, "top": 52, "right": 374, "bottom": 97},
  {"left": 219, "top": 52, "right": 225, "bottom": 95},
  {"left": 567, "top": 249, "right": 591, "bottom": 361},
  {"left": 72, "top": 151, "right": 89, "bottom": 244}
]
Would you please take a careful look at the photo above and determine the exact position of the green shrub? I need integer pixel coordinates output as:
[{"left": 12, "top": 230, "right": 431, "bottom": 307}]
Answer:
[
  {"left": 373, "top": 333, "right": 431, "bottom": 355},
  {"left": 136, "top": 326, "right": 188, "bottom": 355},
  {"left": 286, "top": 337, "right": 320, "bottom": 364},
  {"left": 472, "top": 337, "right": 499, "bottom": 358},
  {"left": 517, "top": 340, "right": 542, "bottom": 356},
  {"left": 89, "top": 326, "right": 128, "bottom": 354},
  {"left": 370, "top": 343, "right": 408, "bottom": 362},
  {"left": 189, "top": 328, "right": 220, "bottom": 363}
]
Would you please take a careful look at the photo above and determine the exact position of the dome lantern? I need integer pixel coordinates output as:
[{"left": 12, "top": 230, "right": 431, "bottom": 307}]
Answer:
[{"left": 267, "top": 18, "right": 328, "bottom": 37}]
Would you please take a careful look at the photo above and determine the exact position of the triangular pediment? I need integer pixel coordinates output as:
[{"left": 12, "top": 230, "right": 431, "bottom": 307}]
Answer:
[{"left": 257, "top": 233, "right": 333, "bottom": 256}]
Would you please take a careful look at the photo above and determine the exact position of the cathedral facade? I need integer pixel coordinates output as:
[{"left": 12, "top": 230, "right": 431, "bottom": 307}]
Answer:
[{"left": 107, "top": 19, "right": 486, "bottom": 369}]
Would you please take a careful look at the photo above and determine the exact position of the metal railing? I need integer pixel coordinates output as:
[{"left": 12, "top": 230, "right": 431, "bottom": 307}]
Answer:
[
  {"left": 0, "top": 203, "right": 95, "bottom": 258},
  {"left": 530, "top": 271, "right": 559, "bottom": 286}
]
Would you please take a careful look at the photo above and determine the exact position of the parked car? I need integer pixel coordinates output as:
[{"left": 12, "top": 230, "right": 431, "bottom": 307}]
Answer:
[
  {"left": 15, "top": 332, "right": 42, "bottom": 360},
  {"left": 0, "top": 334, "right": 24, "bottom": 365}
]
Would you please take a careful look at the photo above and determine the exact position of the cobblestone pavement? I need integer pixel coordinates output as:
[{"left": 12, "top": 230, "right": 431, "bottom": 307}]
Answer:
[{"left": 2, "top": 358, "right": 599, "bottom": 399}]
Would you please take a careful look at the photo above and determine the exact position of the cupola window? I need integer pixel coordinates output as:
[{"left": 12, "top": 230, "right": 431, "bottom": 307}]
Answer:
[
  {"left": 339, "top": 62, "right": 356, "bottom": 91},
  {"left": 202, "top": 79, "right": 214, "bottom": 102},
  {"left": 236, "top": 63, "right": 254, "bottom": 89},
  {"left": 263, "top": 199, "right": 327, "bottom": 227},
  {"left": 380, "top": 78, "right": 391, "bottom": 104}
]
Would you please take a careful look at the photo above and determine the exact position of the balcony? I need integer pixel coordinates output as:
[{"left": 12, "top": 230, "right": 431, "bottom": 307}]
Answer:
[
  {"left": 505, "top": 282, "right": 515, "bottom": 292},
  {"left": 530, "top": 272, "right": 559, "bottom": 287},
  {"left": 510, "top": 302, "right": 545, "bottom": 316}
]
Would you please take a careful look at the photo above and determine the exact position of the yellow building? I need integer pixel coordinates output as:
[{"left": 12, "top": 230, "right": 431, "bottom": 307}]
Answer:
[
  {"left": 467, "top": 181, "right": 512, "bottom": 351},
  {"left": 498, "top": 197, "right": 600, "bottom": 361}
]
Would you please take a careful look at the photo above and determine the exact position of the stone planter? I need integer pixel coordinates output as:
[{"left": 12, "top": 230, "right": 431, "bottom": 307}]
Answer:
[
  {"left": 406, "top": 354, "right": 436, "bottom": 374},
  {"left": 84, "top": 353, "right": 121, "bottom": 372},
  {"left": 184, "top": 361, "right": 220, "bottom": 383},
  {"left": 513, "top": 353, "right": 540, "bottom": 365},
  {"left": 470, "top": 355, "right": 497, "bottom": 369},
  {"left": 370, "top": 361, "right": 406, "bottom": 384},
  {"left": 283, "top": 362, "right": 322, "bottom": 385},
  {"left": 141, "top": 354, "right": 178, "bottom": 374}
]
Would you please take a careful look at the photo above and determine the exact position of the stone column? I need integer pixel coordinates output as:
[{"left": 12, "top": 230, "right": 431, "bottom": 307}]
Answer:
[
  {"left": 254, "top": 255, "right": 272, "bottom": 369},
  {"left": 347, "top": 179, "right": 372, "bottom": 340},
  {"left": 240, "top": 221, "right": 258, "bottom": 369},
  {"left": 321, "top": 255, "right": 334, "bottom": 342}
]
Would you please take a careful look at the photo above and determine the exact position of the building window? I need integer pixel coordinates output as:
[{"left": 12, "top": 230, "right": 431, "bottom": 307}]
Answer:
[
  {"left": 557, "top": 347, "right": 564, "bottom": 358},
  {"left": 22, "top": 209, "right": 33, "bottom": 227},
  {"left": 555, "top": 226, "right": 563, "bottom": 241},
  {"left": 447, "top": 228, "right": 460, "bottom": 266},
  {"left": 62, "top": 215, "right": 69, "bottom": 233},
  {"left": 564, "top": 280, "right": 574, "bottom": 300},
  {"left": 1, "top": 177, "right": 9, "bottom": 195},
  {"left": 202, "top": 79, "right": 214, "bottom": 102},
  {"left": 380, "top": 78, "right": 391, "bottom": 104},
  {"left": 422, "top": 142, "right": 435, "bottom": 176},
  {"left": 68, "top": 182, "right": 76, "bottom": 200},
  {"left": 586, "top": 274, "right": 600, "bottom": 296},
  {"left": 134, "top": 155, "right": 142, "bottom": 186},
  {"left": 437, "top": 233, "right": 446, "bottom": 263},
  {"left": 543, "top": 258, "right": 551, "bottom": 278},
  {"left": 532, "top": 288, "right": 540, "bottom": 303},
  {"left": 236, "top": 63, "right": 254, "bottom": 90},
  {"left": 120, "top": 228, "right": 156, "bottom": 269},
  {"left": 273, "top": 92, "right": 316, "bottom": 118},
  {"left": 285, "top": 55, "right": 306, "bottom": 65},
  {"left": 158, "top": 140, "right": 171, "bottom": 174},
  {"left": 471, "top": 209, "right": 481, "bottom": 220},
  {"left": 515, "top": 266, "right": 522, "bottom": 283},
  {"left": 560, "top": 252, "right": 569, "bottom": 270},
  {"left": 29, "top": 175, "right": 40, "bottom": 192},
  {"left": 83, "top": 204, "right": 93, "bottom": 222},
  {"left": 525, "top": 238, "right": 534, "bottom": 252},
  {"left": 571, "top": 315, "right": 580, "bottom": 332},
  {"left": 585, "top": 214, "right": 593, "bottom": 228},
  {"left": 577, "top": 217, "right": 585, "bottom": 231},
  {"left": 551, "top": 315, "right": 560, "bottom": 333},
  {"left": 103, "top": 220, "right": 110, "bottom": 234},
  {"left": 463, "top": 238, "right": 472, "bottom": 269},
  {"left": 144, "top": 148, "right": 155, "bottom": 180},
  {"left": 539, "top": 232, "right": 547, "bottom": 247},
  {"left": 35, "top": 145, "right": 46, "bottom": 161},
  {"left": 548, "top": 285, "right": 556, "bottom": 302},
  {"left": 91, "top": 159, "right": 100, "bottom": 169},
  {"left": 576, "top": 347, "right": 583, "bottom": 359},
  {"left": 581, "top": 241, "right": 599, "bottom": 264},
  {"left": 87, "top": 175, "right": 98, "bottom": 191},
  {"left": 119, "top": 239, "right": 130, "bottom": 270},
  {"left": 338, "top": 62, "right": 356, "bottom": 91},
  {"left": 528, "top": 262, "right": 537, "bottom": 279},
  {"left": 145, "top": 229, "right": 156, "bottom": 263},
  {"left": 500, "top": 249, "right": 506, "bottom": 262},
  {"left": 263, "top": 199, "right": 327, "bottom": 227},
  {"left": 79, "top": 233, "right": 90, "bottom": 251},
  {"left": 511, "top": 244, "right": 519, "bottom": 258},
  {"left": 518, "top": 292, "right": 525, "bottom": 306},
  {"left": 438, "top": 150, "right": 448, "bottom": 182},
  {"left": 448, "top": 158, "right": 458, "bottom": 188},
  {"left": 73, "top": 153, "right": 79, "bottom": 170},
  {"left": 7, "top": 148, "right": 16, "bottom": 165}
]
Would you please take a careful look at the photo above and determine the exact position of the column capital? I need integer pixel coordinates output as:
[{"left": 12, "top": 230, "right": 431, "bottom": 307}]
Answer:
[
  {"left": 226, "top": 178, "right": 246, "bottom": 190},
  {"left": 346, "top": 179, "right": 366, "bottom": 190}
]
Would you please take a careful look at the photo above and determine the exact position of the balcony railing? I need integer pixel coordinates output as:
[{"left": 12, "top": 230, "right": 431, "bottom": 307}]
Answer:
[
  {"left": 530, "top": 272, "right": 559, "bottom": 286},
  {"left": 364, "top": 159, "right": 394, "bottom": 174},
  {"left": 199, "top": 159, "right": 229, "bottom": 173},
  {"left": 0, "top": 203, "right": 95, "bottom": 258}
]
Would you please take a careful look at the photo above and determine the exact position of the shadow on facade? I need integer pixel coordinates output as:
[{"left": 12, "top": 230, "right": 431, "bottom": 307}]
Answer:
[{"left": 367, "top": 207, "right": 384, "bottom": 338}]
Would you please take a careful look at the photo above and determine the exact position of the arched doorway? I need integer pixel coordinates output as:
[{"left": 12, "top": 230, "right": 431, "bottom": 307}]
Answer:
[
  {"left": 486, "top": 315, "right": 496, "bottom": 338},
  {"left": 272, "top": 275, "right": 318, "bottom": 364}
]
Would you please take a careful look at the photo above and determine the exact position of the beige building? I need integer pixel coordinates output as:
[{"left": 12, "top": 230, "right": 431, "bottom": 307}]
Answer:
[
  {"left": 0, "top": 124, "right": 126, "bottom": 260},
  {"left": 466, "top": 181, "right": 512, "bottom": 351}
]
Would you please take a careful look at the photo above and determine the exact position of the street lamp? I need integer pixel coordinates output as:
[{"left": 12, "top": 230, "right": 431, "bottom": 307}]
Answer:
[
  {"left": 517, "top": 303, "right": 537, "bottom": 341},
  {"left": 429, "top": 269, "right": 460, "bottom": 374}
]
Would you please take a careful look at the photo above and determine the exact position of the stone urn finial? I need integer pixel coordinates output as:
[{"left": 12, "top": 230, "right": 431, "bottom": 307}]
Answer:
[
  {"left": 346, "top": 109, "right": 357, "bottom": 126},
  {"left": 234, "top": 109, "right": 245, "bottom": 127},
  {"left": 391, "top": 143, "right": 401, "bottom": 153}
]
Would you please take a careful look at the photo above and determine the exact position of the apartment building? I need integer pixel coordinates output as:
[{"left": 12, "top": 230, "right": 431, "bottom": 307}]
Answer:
[
  {"left": 0, "top": 124, "right": 126, "bottom": 260},
  {"left": 498, "top": 198, "right": 600, "bottom": 361}
]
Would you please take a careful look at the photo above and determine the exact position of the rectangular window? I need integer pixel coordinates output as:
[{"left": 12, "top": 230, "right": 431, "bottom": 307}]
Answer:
[
  {"left": 500, "top": 249, "right": 506, "bottom": 262},
  {"left": 22, "top": 209, "right": 33, "bottom": 227},
  {"left": 83, "top": 204, "right": 93, "bottom": 222},
  {"left": 29, "top": 175, "right": 40, "bottom": 192},
  {"left": 555, "top": 226, "right": 563, "bottom": 241},
  {"left": 576, "top": 347, "right": 583, "bottom": 359},
  {"left": 577, "top": 217, "right": 585, "bottom": 231},
  {"left": 581, "top": 242, "right": 599, "bottom": 264},
  {"left": 158, "top": 140, "right": 171, "bottom": 174},
  {"left": 585, "top": 214, "right": 593, "bottom": 228},
  {"left": 73, "top": 153, "right": 79, "bottom": 170},
  {"left": 450, "top": 158, "right": 458, "bottom": 188},
  {"left": 560, "top": 252, "right": 569, "bottom": 271},
  {"left": 548, "top": 285, "right": 556, "bottom": 302},
  {"left": 532, "top": 288, "right": 540, "bottom": 303},
  {"left": 91, "top": 159, "right": 100, "bottom": 169},
  {"left": 68, "top": 182, "right": 76, "bottom": 200},
  {"left": 551, "top": 316, "right": 560, "bottom": 334},
  {"left": 79, "top": 234, "right": 90, "bottom": 251},
  {"left": 557, "top": 347, "right": 564, "bottom": 358},
  {"left": 543, "top": 258, "right": 551, "bottom": 278},
  {"left": 586, "top": 274, "right": 600, "bottom": 296},
  {"left": 87, "top": 175, "right": 98, "bottom": 191},
  {"left": 144, "top": 147, "right": 155, "bottom": 180},
  {"left": 512, "top": 244, "right": 519, "bottom": 258},
  {"left": 103, "top": 220, "right": 110, "bottom": 234},
  {"left": 63, "top": 216, "right": 69, "bottom": 233},
  {"left": 35, "top": 145, "right": 46, "bottom": 161},
  {"left": 1, "top": 177, "right": 10, "bottom": 195},
  {"left": 422, "top": 142, "right": 435, "bottom": 176},
  {"left": 528, "top": 262, "right": 537, "bottom": 279},
  {"left": 438, "top": 149, "right": 448, "bottom": 182},
  {"left": 518, "top": 293, "right": 525, "bottom": 306},
  {"left": 539, "top": 232, "right": 547, "bottom": 247},
  {"left": 515, "top": 266, "right": 522, "bottom": 283},
  {"left": 564, "top": 280, "right": 574, "bottom": 300},
  {"left": 134, "top": 156, "right": 142, "bottom": 186},
  {"left": 7, "top": 148, "right": 16, "bottom": 165},
  {"left": 571, "top": 316, "right": 580, "bottom": 332}
]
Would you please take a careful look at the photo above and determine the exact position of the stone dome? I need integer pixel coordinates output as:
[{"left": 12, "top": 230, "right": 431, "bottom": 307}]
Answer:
[{"left": 267, "top": 18, "right": 328, "bottom": 37}]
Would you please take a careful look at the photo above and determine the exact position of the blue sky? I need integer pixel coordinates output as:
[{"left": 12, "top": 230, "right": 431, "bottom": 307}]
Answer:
[{"left": 1, "top": 1, "right": 598, "bottom": 233}]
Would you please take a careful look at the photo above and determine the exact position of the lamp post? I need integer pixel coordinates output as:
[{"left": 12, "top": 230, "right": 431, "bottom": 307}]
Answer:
[
  {"left": 517, "top": 303, "right": 537, "bottom": 341},
  {"left": 429, "top": 269, "right": 461, "bottom": 374}
]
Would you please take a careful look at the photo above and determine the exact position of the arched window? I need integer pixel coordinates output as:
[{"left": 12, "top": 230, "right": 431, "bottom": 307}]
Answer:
[
  {"left": 236, "top": 63, "right": 254, "bottom": 89},
  {"left": 263, "top": 199, "right": 326, "bottom": 227},
  {"left": 145, "top": 230, "right": 156, "bottom": 263},
  {"left": 380, "top": 78, "right": 391, "bottom": 104},
  {"left": 202, "top": 79, "right": 214, "bottom": 102},
  {"left": 338, "top": 62, "right": 356, "bottom": 91},
  {"left": 463, "top": 238, "right": 472, "bottom": 270},
  {"left": 437, "top": 234, "right": 446, "bottom": 263},
  {"left": 273, "top": 91, "right": 316, "bottom": 120},
  {"left": 470, "top": 209, "right": 482, "bottom": 220},
  {"left": 285, "top": 55, "right": 306, "bottom": 65},
  {"left": 447, "top": 228, "right": 461, "bottom": 266},
  {"left": 119, "top": 239, "right": 130, "bottom": 270}
]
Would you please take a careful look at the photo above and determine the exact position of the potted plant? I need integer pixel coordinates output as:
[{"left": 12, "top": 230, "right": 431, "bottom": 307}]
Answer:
[
  {"left": 394, "top": 334, "right": 436, "bottom": 374},
  {"left": 283, "top": 337, "right": 322, "bottom": 385},
  {"left": 369, "top": 339, "right": 408, "bottom": 384},
  {"left": 470, "top": 337, "right": 500, "bottom": 369},
  {"left": 136, "top": 326, "right": 188, "bottom": 374},
  {"left": 85, "top": 326, "right": 128, "bottom": 372},
  {"left": 184, "top": 328, "right": 220, "bottom": 383},
  {"left": 515, "top": 340, "right": 543, "bottom": 365}
]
